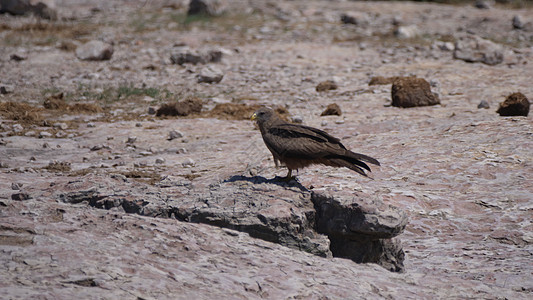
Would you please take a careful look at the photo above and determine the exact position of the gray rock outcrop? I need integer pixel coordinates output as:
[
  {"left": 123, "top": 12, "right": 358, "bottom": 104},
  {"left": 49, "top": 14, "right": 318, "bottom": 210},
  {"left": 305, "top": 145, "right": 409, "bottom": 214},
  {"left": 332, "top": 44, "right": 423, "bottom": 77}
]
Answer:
[
  {"left": 453, "top": 35, "right": 504, "bottom": 65},
  {"left": 311, "top": 191, "right": 408, "bottom": 272},
  {"left": 58, "top": 174, "right": 407, "bottom": 271}
]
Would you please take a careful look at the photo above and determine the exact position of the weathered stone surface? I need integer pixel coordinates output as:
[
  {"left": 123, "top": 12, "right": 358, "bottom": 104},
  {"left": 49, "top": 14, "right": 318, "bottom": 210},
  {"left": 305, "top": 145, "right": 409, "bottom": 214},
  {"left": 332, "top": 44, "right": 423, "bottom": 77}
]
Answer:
[
  {"left": 391, "top": 77, "right": 440, "bottom": 108},
  {"left": 75, "top": 41, "right": 113, "bottom": 61},
  {"left": 312, "top": 191, "right": 408, "bottom": 239},
  {"left": 497, "top": 92, "right": 530, "bottom": 116},
  {"left": 453, "top": 35, "right": 504, "bottom": 65},
  {"left": 56, "top": 175, "right": 329, "bottom": 258},
  {"left": 54, "top": 170, "right": 409, "bottom": 268},
  {"left": 0, "top": 199, "right": 442, "bottom": 299}
]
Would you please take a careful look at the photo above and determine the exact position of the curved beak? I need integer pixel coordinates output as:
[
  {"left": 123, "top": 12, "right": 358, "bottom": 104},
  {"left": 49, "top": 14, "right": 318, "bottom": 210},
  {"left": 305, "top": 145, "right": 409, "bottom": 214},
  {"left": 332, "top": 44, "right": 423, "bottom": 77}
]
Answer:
[{"left": 251, "top": 112, "right": 257, "bottom": 121}]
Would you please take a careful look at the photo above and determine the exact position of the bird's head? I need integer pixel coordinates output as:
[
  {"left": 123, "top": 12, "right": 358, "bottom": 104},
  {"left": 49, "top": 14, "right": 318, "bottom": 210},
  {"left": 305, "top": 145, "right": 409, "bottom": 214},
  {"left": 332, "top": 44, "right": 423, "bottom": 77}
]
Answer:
[{"left": 251, "top": 107, "right": 275, "bottom": 124}]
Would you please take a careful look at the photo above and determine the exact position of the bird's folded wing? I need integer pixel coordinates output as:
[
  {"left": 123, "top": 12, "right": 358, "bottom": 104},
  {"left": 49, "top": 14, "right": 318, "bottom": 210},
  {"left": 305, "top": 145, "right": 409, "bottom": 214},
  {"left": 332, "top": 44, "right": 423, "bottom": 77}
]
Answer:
[{"left": 266, "top": 124, "right": 345, "bottom": 159}]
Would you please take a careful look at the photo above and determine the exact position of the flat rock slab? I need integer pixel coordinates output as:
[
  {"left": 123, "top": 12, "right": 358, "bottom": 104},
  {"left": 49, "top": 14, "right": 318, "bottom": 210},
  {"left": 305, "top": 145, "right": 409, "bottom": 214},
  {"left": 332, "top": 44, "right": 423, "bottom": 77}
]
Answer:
[{"left": 57, "top": 173, "right": 407, "bottom": 269}]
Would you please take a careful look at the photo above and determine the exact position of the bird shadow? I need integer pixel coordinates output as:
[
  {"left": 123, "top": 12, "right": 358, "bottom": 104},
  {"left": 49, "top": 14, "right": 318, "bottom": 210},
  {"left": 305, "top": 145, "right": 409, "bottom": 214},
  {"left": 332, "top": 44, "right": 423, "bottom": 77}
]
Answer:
[{"left": 224, "top": 175, "right": 309, "bottom": 192}]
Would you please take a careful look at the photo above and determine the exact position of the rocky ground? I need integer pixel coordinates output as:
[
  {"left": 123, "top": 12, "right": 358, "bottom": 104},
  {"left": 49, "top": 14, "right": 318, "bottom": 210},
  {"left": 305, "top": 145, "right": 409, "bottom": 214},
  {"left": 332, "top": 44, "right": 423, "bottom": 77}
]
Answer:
[{"left": 1, "top": 0, "right": 532, "bottom": 299}]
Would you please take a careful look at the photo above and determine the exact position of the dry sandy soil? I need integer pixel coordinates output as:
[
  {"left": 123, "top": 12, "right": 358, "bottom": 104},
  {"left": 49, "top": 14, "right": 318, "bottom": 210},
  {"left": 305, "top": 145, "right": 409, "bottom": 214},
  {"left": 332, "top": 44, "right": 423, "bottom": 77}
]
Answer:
[{"left": 1, "top": 0, "right": 532, "bottom": 299}]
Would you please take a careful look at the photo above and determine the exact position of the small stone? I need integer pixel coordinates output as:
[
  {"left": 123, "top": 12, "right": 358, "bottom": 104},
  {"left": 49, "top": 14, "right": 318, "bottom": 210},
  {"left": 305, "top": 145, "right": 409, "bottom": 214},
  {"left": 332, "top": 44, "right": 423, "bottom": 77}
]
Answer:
[
  {"left": 321, "top": 103, "right": 342, "bottom": 116},
  {"left": 182, "top": 158, "right": 196, "bottom": 168},
  {"left": 90, "top": 145, "right": 103, "bottom": 151},
  {"left": 474, "top": 0, "right": 492, "bottom": 9},
  {"left": 335, "top": 119, "right": 345, "bottom": 124},
  {"left": 24, "top": 131, "right": 36, "bottom": 137},
  {"left": 177, "top": 148, "right": 187, "bottom": 154},
  {"left": 512, "top": 15, "right": 524, "bottom": 30},
  {"left": 316, "top": 80, "right": 338, "bottom": 92},
  {"left": 497, "top": 92, "right": 530, "bottom": 117},
  {"left": 170, "top": 50, "right": 204, "bottom": 65},
  {"left": 53, "top": 122, "right": 68, "bottom": 130},
  {"left": 126, "top": 136, "right": 137, "bottom": 144},
  {"left": 10, "top": 53, "right": 27, "bottom": 61},
  {"left": 12, "top": 124, "right": 24, "bottom": 132},
  {"left": 12, "top": 193, "right": 32, "bottom": 201},
  {"left": 76, "top": 40, "right": 114, "bottom": 61},
  {"left": 148, "top": 107, "right": 157, "bottom": 115},
  {"left": 198, "top": 66, "right": 224, "bottom": 84},
  {"left": 155, "top": 158, "right": 165, "bottom": 164},
  {"left": 292, "top": 115, "right": 303, "bottom": 124},
  {"left": 321, "top": 120, "right": 328, "bottom": 126},
  {"left": 436, "top": 41, "right": 454, "bottom": 51},
  {"left": 39, "top": 131, "right": 53, "bottom": 138},
  {"left": 11, "top": 182, "right": 23, "bottom": 190},
  {"left": 135, "top": 123, "right": 142, "bottom": 127},
  {"left": 0, "top": 161, "right": 9, "bottom": 168},
  {"left": 140, "top": 151, "right": 153, "bottom": 156},
  {"left": 340, "top": 13, "right": 358, "bottom": 25},
  {"left": 55, "top": 131, "right": 67, "bottom": 138},
  {"left": 478, "top": 100, "right": 490, "bottom": 109},
  {"left": 134, "top": 162, "right": 148, "bottom": 168},
  {"left": 42, "top": 142, "right": 50, "bottom": 148},
  {"left": 111, "top": 174, "right": 128, "bottom": 182},
  {"left": 142, "top": 96, "right": 154, "bottom": 102},
  {"left": 0, "top": 85, "right": 15, "bottom": 94},
  {"left": 87, "top": 123, "right": 96, "bottom": 128},
  {"left": 391, "top": 77, "right": 440, "bottom": 108},
  {"left": 394, "top": 25, "right": 420, "bottom": 39},
  {"left": 188, "top": 0, "right": 227, "bottom": 17},
  {"left": 168, "top": 130, "right": 184, "bottom": 141}
]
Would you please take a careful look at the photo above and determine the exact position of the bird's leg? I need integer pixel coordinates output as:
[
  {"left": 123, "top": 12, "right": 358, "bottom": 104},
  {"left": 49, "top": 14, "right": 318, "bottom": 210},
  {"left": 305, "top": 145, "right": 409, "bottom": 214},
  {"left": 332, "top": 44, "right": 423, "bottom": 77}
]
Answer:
[{"left": 281, "top": 169, "right": 295, "bottom": 182}]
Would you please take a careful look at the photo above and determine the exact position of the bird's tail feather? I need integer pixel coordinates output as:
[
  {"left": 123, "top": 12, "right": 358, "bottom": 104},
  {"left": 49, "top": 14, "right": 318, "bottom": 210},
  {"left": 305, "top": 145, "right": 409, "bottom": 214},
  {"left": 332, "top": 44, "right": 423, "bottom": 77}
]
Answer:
[
  {"left": 326, "top": 158, "right": 369, "bottom": 177},
  {"left": 344, "top": 150, "right": 380, "bottom": 166}
]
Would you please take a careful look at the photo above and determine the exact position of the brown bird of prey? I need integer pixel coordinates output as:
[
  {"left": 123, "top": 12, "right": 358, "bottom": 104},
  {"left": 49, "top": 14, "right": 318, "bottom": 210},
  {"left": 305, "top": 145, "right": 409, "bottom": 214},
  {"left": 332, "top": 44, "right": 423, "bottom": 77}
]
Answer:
[{"left": 251, "top": 107, "right": 380, "bottom": 180}]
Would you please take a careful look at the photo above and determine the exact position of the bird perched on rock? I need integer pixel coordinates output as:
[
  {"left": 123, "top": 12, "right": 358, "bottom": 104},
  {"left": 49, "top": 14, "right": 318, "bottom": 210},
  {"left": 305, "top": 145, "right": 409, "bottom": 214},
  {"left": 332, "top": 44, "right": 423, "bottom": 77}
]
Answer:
[{"left": 251, "top": 107, "right": 380, "bottom": 180}]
